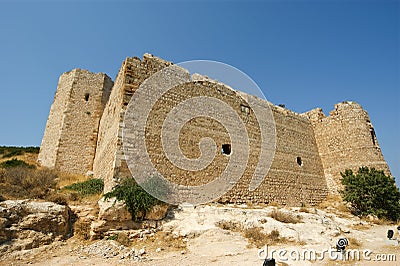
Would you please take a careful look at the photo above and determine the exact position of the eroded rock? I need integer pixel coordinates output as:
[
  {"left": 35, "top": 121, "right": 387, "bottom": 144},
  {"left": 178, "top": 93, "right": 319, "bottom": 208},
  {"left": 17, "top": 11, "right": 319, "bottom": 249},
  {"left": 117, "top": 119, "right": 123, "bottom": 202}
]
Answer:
[{"left": 0, "top": 200, "right": 71, "bottom": 253}]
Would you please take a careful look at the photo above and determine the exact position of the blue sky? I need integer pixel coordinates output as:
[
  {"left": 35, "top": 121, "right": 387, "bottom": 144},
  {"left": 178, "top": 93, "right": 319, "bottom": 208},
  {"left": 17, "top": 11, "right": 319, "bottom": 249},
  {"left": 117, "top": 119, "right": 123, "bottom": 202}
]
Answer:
[{"left": 0, "top": 0, "right": 399, "bottom": 185}]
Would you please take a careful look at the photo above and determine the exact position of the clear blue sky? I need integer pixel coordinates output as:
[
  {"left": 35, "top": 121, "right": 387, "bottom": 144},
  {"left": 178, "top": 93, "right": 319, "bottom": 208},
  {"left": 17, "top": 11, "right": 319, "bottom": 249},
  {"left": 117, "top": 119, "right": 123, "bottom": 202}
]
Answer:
[{"left": 0, "top": 0, "right": 399, "bottom": 185}]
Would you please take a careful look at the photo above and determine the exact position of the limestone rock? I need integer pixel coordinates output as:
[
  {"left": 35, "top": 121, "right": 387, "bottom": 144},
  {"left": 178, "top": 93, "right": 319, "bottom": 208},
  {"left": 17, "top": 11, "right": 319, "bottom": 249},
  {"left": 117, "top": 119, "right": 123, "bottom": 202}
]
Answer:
[
  {"left": 90, "top": 219, "right": 142, "bottom": 240},
  {"left": 144, "top": 204, "right": 170, "bottom": 221},
  {"left": 90, "top": 198, "right": 169, "bottom": 239},
  {"left": 98, "top": 197, "right": 131, "bottom": 222},
  {"left": 0, "top": 200, "right": 70, "bottom": 253}
]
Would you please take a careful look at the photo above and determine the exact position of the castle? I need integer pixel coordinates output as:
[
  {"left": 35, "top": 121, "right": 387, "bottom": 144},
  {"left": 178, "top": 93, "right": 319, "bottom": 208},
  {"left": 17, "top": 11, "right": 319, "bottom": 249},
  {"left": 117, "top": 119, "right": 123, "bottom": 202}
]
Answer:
[{"left": 38, "top": 54, "right": 391, "bottom": 206}]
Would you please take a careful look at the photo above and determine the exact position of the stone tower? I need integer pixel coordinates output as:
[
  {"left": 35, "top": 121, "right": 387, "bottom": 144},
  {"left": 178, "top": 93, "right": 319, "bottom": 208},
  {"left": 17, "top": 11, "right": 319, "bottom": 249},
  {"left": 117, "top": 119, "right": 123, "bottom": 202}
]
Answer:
[
  {"left": 306, "top": 101, "right": 391, "bottom": 193},
  {"left": 38, "top": 69, "right": 114, "bottom": 175},
  {"left": 93, "top": 54, "right": 172, "bottom": 192}
]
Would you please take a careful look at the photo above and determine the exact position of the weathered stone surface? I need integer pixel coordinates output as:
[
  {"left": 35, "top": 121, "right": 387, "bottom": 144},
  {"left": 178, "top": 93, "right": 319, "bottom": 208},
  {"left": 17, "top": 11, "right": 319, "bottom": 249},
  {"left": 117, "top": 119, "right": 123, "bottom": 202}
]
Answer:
[
  {"left": 38, "top": 53, "right": 391, "bottom": 206},
  {"left": 144, "top": 204, "right": 170, "bottom": 221},
  {"left": 0, "top": 200, "right": 70, "bottom": 253},
  {"left": 90, "top": 197, "right": 169, "bottom": 238},
  {"left": 306, "top": 102, "right": 391, "bottom": 193},
  {"left": 38, "top": 69, "right": 114, "bottom": 175},
  {"left": 97, "top": 197, "right": 131, "bottom": 222},
  {"left": 90, "top": 219, "right": 142, "bottom": 240}
]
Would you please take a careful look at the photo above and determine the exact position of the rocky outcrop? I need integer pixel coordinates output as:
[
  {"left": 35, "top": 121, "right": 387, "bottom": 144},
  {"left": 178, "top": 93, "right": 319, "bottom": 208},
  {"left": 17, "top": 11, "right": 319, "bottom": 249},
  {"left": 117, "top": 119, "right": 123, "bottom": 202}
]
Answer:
[
  {"left": 90, "top": 197, "right": 170, "bottom": 239},
  {"left": 0, "top": 200, "right": 71, "bottom": 253}
]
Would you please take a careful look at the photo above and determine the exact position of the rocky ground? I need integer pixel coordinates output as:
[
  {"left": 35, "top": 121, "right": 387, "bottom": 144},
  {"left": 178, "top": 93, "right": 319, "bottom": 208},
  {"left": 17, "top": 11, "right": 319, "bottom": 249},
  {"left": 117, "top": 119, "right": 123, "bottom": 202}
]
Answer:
[{"left": 1, "top": 202, "right": 399, "bottom": 266}]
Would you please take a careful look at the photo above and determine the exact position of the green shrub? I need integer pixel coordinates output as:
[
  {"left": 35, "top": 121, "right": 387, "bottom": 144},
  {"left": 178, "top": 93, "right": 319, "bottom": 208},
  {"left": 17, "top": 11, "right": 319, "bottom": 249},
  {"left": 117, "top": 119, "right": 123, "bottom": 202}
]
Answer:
[
  {"left": 0, "top": 158, "right": 35, "bottom": 169},
  {"left": 340, "top": 167, "right": 400, "bottom": 221},
  {"left": 104, "top": 177, "right": 166, "bottom": 221},
  {"left": 64, "top": 178, "right": 104, "bottom": 196},
  {"left": 106, "top": 234, "right": 118, "bottom": 241}
]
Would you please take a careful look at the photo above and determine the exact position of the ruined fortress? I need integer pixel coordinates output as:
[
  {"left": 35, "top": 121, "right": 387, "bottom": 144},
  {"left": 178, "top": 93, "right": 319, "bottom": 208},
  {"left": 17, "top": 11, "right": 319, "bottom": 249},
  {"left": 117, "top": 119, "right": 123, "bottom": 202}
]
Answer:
[{"left": 38, "top": 54, "right": 391, "bottom": 206}]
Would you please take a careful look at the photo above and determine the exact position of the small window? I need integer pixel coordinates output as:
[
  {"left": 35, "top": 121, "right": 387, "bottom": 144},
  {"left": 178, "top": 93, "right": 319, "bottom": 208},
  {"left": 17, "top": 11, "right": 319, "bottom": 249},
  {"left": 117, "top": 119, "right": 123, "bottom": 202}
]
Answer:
[
  {"left": 370, "top": 128, "right": 376, "bottom": 146},
  {"left": 222, "top": 144, "right": 231, "bottom": 155},
  {"left": 296, "top": 157, "right": 303, "bottom": 166},
  {"left": 84, "top": 93, "right": 90, "bottom": 101}
]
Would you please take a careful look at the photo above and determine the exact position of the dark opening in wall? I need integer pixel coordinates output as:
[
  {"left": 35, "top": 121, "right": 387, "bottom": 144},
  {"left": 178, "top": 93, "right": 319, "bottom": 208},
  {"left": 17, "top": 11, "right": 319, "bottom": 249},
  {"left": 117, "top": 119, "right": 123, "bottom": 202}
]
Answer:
[
  {"left": 222, "top": 144, "right": 231, "bottom": 155},
  {"left": 84, "top": 93, "right": 90, "bottom": 101},
  {"left": 370, "top": 128, "right": 376, "bottom": 146},
  {"left": 296, "top": 156, "right": 303, "bottom": 166}
]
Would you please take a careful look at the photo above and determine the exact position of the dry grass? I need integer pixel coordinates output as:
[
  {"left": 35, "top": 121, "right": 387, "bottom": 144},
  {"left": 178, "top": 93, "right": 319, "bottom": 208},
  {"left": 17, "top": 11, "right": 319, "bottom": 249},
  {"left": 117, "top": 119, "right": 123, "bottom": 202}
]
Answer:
[
  {"left": 0, "top": 160, "right": 102, "bottom": 206},
  {"left": 271, "top": 209, "right": 301, "bottom": 224},
  {"left": 318, "top": 195, "right": 349, "bottom": 211},
  {"left": 57, "top": 173, "right": 88, "bottom": 188},
  {"left": 116, "top": 231, "right": 131, "bottom": 246},
  {"left": 371, "top": 217, "right": 393, "bottom": 225},
  {"left": 244, "top": 227, "right": 267, "bottom": 248},
  {"left": 0, "top": 151, "right": 38, "bottom": 166},
  {"left": 351, "top": 223, "right": 371, "bottom": 230},
  {"left": 45, "top": 193, "right": 68, "bottom": 205},
  {"left": 317, "top": 194, "right": 354, "bottom": 219},
  {"left": 136, "top": 231, "right": 186, "bottom": 252},
  {"left": 244, "top": 227, "right": 289, "bottom": 248},
  {"left": 215, "top": 220, "right": 243, "bottom": 232},
  {"left": 0, "top": 167, "right": 58, "bottom": 200},
  {"left": 268, "top": 201, "right": 280, "bottom": 207},
  {"left": 216, "top": 220, "right": 291, "bottom": 248},
  {"left": 347, "top": 237, "right": 362, "bottom": 248},
  {"left": 299, "top": 206, "right": 310, "bottom": 213},
  {"left": 74, "top": 219, "right": 92, "bottom": 240}
]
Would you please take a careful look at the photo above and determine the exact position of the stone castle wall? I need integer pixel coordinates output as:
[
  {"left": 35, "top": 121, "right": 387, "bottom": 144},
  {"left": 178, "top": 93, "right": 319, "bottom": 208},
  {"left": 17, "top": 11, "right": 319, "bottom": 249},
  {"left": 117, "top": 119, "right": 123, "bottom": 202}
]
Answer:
[
  {"left": 306, "top": 102, "right": 391, "bottom": 193},
  {"left": 39, "top": 69, "right": 113, "bottom": 174},
  {"left": 39, "top": 54, "right": 391, "bottom": 205},
  {"left": 39, "top": 71, "right": 75, "bottom": 168},
  {"left": 128, "top": 76, "right": 327, "bottom": 205},
  {"left": 92, "top": 55, "right": 328, "bottom": 205},
  {"left": 93, "top": 55, "right": 172, "bottom": 192}
]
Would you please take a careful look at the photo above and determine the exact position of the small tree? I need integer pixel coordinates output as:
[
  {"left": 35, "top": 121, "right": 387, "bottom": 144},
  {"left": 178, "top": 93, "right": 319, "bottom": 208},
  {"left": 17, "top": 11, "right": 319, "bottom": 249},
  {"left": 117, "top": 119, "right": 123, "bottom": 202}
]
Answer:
[
  {"left": 340, "top": 167, "right": 400, "bottom": 221},
  {"left": 104, "top": 177, "right": 169, "bottom": 221}
]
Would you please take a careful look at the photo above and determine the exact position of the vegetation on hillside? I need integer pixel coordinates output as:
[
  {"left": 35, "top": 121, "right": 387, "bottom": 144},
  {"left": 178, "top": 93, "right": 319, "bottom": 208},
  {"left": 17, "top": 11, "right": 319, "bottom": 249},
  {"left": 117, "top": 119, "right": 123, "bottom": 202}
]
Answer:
[
  {"left": 64, "top": 178, "right": 104, "bottom": 196},
  {"left": 0, "top": 158, "right": 35, "bottom": 169},
  {"left": 340, "top": 167, "right": 400, "bottom": 221},
  {"left": 0, "top": 167, "right": 57, "bottom": 200},
  {"left": 0, "top": 146, "right": 40, "bottom": 158},
  {"left": 0, "top": 150, "right": 102, "bottom": 204},
  {"left": 104, "top": 177, "right": 167, "bottom": 221}
]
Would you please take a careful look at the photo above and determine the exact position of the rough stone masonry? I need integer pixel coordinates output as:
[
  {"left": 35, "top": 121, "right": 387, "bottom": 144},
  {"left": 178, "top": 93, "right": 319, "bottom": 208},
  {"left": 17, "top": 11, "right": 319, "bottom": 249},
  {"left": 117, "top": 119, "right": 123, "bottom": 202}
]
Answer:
[{"left": 38, "top": 53, "right": 391, "bottom": 206}]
